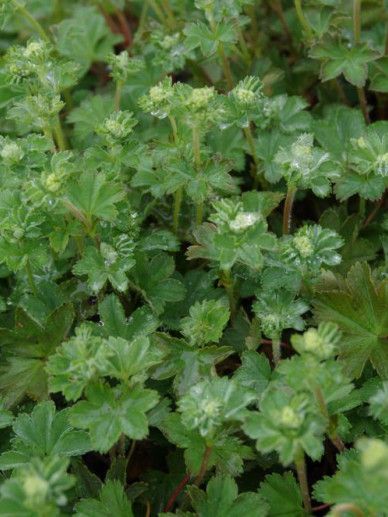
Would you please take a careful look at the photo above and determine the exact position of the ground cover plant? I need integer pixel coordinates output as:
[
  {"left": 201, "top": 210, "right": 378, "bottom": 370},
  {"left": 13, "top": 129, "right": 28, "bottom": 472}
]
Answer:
[{"left": 0, "top": 0, "right": 387, "bottom": 515}]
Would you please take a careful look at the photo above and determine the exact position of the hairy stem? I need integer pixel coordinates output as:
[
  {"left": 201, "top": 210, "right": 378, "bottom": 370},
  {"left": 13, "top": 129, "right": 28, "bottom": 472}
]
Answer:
[
  {"left": 221, "top": 269, "right": 237, "bottom": 320},
  {"left": 363, "top": 193, "right": 385, "bottom": 228},
  {"left": 115, "top": 81, "right": 123, "bottom": 111},
  {"left": 294, "top": 450, "right": 311, "bottom": 513},
  {"left": 272, "top": 337, "right": 281, "bottom": 365},
  {"left": 314, "top": 386, "right": 345, "bottom": 452},
  {"left": 115, "top": 10, "right": 132, "bottom": 47},
  {"left": 237, "top": 26, "right": 251, "bottom": 66},
  {"left": 359, "top": 197, "right": 366, "bottom": 219},
  {"left": 194, "top": 446, "right": 212, "bottom": 487},
  {"left": 173, "top": 187, "right": 183, "bottom": 233},
  {"left": 243, "top": 125, "right": 258, "bottom": 166},
  {"left": 169, "top": 115, "right": 183, "bottom": 233},
  {"left": 53, "top": 116, "right": 67, "bottom": 151},
  {"left": 26, "top": 260, "right": 38, "bottom": 296},
  {"left": 168, "top": 115, "right": 178, "bottom": 143},
  {"left": 353, "top": 0, "right": 370, "bottom": 124},
  {"left": 11, "top": 0, "right": 50, "bottom": 42},
  {"left": 218, "top": 44, "right": 234, "bottom": 90},
  {"left": 192, "top": 127, "right": 201, "bottom": 171},
  {"left": 353, "top": 0, "right": 361, "bottom": 45},
  {"left": 137, "top": 0, "right": 150, "bottom": 36},
  {"left": 164, "top": 473, "right": 191, "bottom": 512},
  {"left": 357, "top": 86, "right": 370, "bottom": 124},
  {"left": 161, "top": 0, "right": 176, "bottom": 29},
  {"left": 294, "top": 0, "right": 313, "bottom": 43},
  {"left": 283, "top": 186, "right": 297, "bottom": 234},
  {"left": 192, "top": 126, "right": 204, "bottom": 225},
  {"left": 149, "top": 0, "right": 173, "bottom": 29},
  {"left": 271, "top": 0, "right": 294, "bottom": 52}
]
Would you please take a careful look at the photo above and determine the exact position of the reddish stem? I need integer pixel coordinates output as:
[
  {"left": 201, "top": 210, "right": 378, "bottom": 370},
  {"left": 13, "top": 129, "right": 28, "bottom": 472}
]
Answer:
[
  {"left": 164, "top": 473, "right": 191, "bottom": 512},
  {"left": 312, "top": 503, "right": 331, "bottom": 512},
  {"left": 261, "top": 338, "right": 291, "bottom": 350},
  {"left": 116, "top": 10, "right": 132, "bottom": 47},
  {"left": 100, "top": 8, "right": 120, "bottom": 33},
  {"left": 362, "top": 193, "right": 385, "bottom": 228}
]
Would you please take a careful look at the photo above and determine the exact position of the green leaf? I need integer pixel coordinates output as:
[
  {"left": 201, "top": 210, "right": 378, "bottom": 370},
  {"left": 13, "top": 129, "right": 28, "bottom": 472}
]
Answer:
[
  {"left": 233, "top": 351, "right": 272, "bottom": 398},
  {"left": 188, "top": 475, "right": 268, "bottom": 517},
  {"left": 100, "top": 335, "right": 165, "bottom": 384},
  {"left": 178, "top": 377, "right": 255, "bottom": 439},
  {"left": 160, "top": 413, "right": 253, "bottom": 476},
  {"left": 253, "top": 290, "right": 308, "bottom": 340},
  {"left": 75, "top": 480, "right": 133, "bottom": 517},
  {"left": 0, "top": 402, "right": 13, "bottom": 429},
  {"left": 369, "top": 57, "right": 388, "bottom": 93},
  {"left": 314, "top": 262, "right": 388, "bottom": 379},
  {"left": 55, "top": 6, "right": 122, "bottom": 75},
  {"left": 243, "top": 385, "right": 325, "bottom": 465},
  {"left": 0, "top": 304, "right": 74, "bottom": 407},
  {"left": 99, "top": 294, "right": 158, "bottom": 340},
  {"left": 69, "top": 382, "right": 159, "bottom": 452},
  {"left": 0, "top": 457, "right": 75, "bottom": 516},
  {"left": 73, "top": 245, "right": 134, "bottom": 293},
  {"left": 46, "top": 325, "right": 111, "bottom": 402},
  {"left": 258, "top": 472, "right": 305, "bottom": 516},
  {"left": 310, "top": 43, "right": 379, "bottom": 87},
  {"left": 313, "top": 439, "right": 388, "bottom": 515},
  {"left": 0, "top": 401, "right": 90, "bottom": 470},
  {"left": 129, "top": 253, "right": 186, "bottom": 314},
  {"left": 66, "top": 171, "right": 125, "bottom": 222},
  {"left": 180, "top": 299, "right": 230, "bottom": 347},
  {"left": 184, "top": 22, "right": 237, "bottom": 56}
]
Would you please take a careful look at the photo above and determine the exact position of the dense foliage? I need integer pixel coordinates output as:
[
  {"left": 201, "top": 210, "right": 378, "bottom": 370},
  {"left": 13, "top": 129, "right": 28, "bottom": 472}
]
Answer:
[{"left": 0, "top": 0, "right": 387, "bottom": 515}]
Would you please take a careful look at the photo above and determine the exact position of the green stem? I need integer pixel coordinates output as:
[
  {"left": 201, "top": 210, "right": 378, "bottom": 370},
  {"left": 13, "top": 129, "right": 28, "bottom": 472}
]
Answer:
[
  {"left": 294, "top": 450, "right": 311, "bottom": 513},
  {"left": 271, "top": 0, "right": 294, "bottom": 52},
  {"left": 192, "top": 126, "right": 203, "bottom": 225},
  {"left": 115, "top": 81, "right": 123, "bottom": 111},
  {"left": 149, "top": 0, "right": 173, "bottom": 29},
  {"left": 11, "top": 0, "right": 50, "bottom": 42},
  {"left": 209, "top": 18, "right": 234, "bottom": 89},
  {"left": 126, "top": 440, "right": 136, "bottom": 466},
  {"left": 353, "top": 1, "right": 370, "bottom": 124},
  {"left": 221, "top": 269, "right": 237, "bottom": 320},
  {"left": 26, "top": 260, "right": 38, "bottom": 296},
  {"left": 192, "top": 126, "right": 201, "bottom": 171},
  {"left": 53, "top": 116, "right": 67, "bottom": 151},
  {"left": 169, "top": 115, "right": 182, "bottom": 233},
  {"left": 272, "top": 337, "right": 281, "bottom": 365},
  {"left": 353, "top": 0, "right": 361, "bottom": 45},
  {"left": 218, "top": 44, "right": 234, "bottom": 90},
  {"left": 196, "top": 202, "right": 204, "bottom": 226},
  {"left": 193, "top": 446, "right": 212, "bottom": 487},
  {"left": 43, "top": 126, "right": 56, "bottom": 151},
  {"left": 137, "top": 0, "right": 149, "bottom": 36},
  {"left": 359, "top": 197, "right": 366, "bottom": 219},
  {"left": 294, "top": 0, "right": 313, "bottom": 43},
  {"left": 385, "top": 21, "right": 388, "bottom": 55},
  {"left": 168, "top": 115, "right": 178, "bottom": 144},
  {"left": 314, "top": 386, "right": 345, "bottom": 453},
  {"left": 161, "top": 0, "right": 176, "bottom": 29},
  {"left": 246, "top": 5, "right": 259, "bottom": 52},
  {"left": 357, "top": 86, "right": 370, "bottom": 124},
  {"left": 173, "top": 187, "right": 183, "bottom": 233},
  {"left": 237, "top": 26, "right": 251, "bottom": 66},
  {"left": 243, "top": 125, "right": 259, "bottom": 178},
  {"left": 283, "top": 186, "right": 297, "bottom": 235}
]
